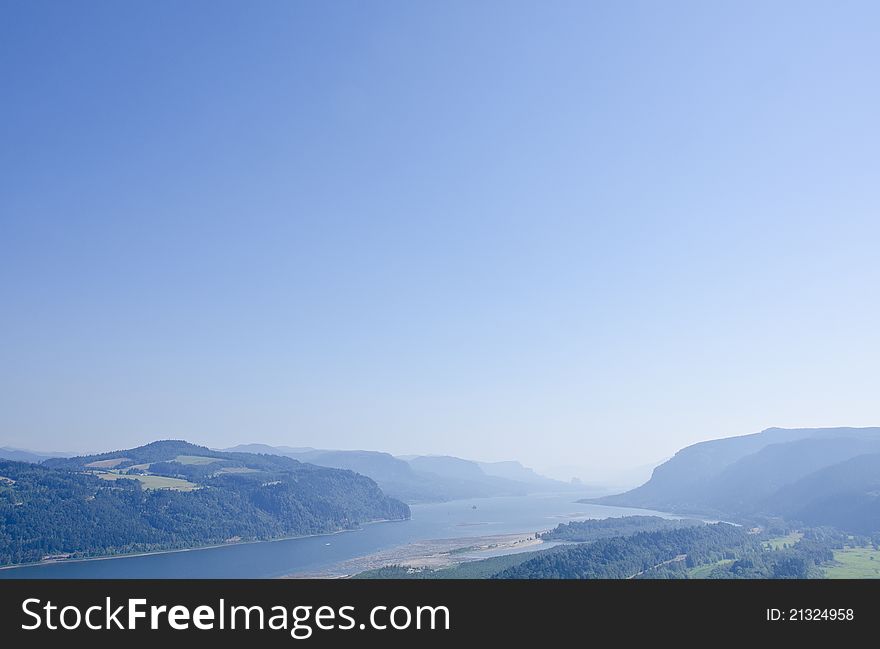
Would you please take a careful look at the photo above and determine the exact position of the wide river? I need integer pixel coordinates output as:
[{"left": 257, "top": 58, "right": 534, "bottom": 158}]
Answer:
[{"left": 0, "top": 492, "right": 677, "bottom": 579}]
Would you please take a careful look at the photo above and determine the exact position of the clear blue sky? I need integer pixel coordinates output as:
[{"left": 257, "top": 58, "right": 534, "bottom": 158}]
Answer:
[{"left": 2, "top": 1, "right": 878, "bottom": 481}]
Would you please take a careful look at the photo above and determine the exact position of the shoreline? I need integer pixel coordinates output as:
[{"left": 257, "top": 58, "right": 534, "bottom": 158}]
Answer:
[
  {"left": 0, "top": 517, "right": 405, "bottom": 572},
  {"left": 0, "top": 494, "right": 658, "bottom": 577},
  {"left": 285, "top": 530, "right": 556, "bottom": 579}
]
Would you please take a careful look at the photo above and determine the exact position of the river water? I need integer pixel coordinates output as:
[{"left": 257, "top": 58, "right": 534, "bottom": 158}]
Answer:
[{"left": 0, "top": 492, "right": 677, "bottom": 578}]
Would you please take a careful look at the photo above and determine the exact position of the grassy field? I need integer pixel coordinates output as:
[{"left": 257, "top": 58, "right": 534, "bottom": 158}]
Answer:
[
  {"left": 174, "top": 455, "right": 222, "bottom": 465},
  {"left": 764, "top": 532, "right": 803, "bottom": 550},
  {"left": 687, "top": 559, "right": 734, "bottom": 579},
  {"left": 95, "top": 472, "right": 199, "bottom": 491},
  {"left": 825, "top": 547, "right": 880, "bottom": 579}
]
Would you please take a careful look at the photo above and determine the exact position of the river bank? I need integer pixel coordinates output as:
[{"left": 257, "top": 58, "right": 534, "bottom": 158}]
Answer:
[
  {"left": 0, "top": 519, "right": 395, "bottom": 573},
  {"left": 0, "top": 494, "right": 679, "bottom": 579},
  {"left": 287, "top": 531, "right": 555, "bottom": 578}
]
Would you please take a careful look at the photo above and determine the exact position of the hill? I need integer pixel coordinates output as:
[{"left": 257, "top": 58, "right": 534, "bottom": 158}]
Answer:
[
  {"left": 477, "top": 460, "right": 550, "bottom": 484},
  {"left": 224, "top": 445, "right": 572, "bottom": 503},
  {"left": 762, "top": 453, "right": 880, "bottom": 534},
  {"left": 593, "top": 427, "right": 880, "bottom": 533},
  {"left": 0, "top": 440, "right": 408, "bottom": 566},
  {"left": 0, "top": 446, "right": 69, "bottom": 463},
  {"left": 493, "top": 523, "right": 753, "bottom": 579},
  {"left": 598, "top": 428, "right": 880, "bottom": 511}
]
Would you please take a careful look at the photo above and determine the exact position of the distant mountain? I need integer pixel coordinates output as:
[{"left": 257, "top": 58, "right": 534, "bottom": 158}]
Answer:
[
  {"left": 227, "top": 443, "right": 317, "bottom": 455},
  {"left": 408, "top": 455, "right": 486, "bottom": 480},
  {"left": 0, "top": 440, "right": 408, "bottom": 567},
  {"left": 701, "top": 436, "right": 880, "bottom": 514},
  {"left": 477, "top": 460, "right": 562, "bottom": 486},
  {"left": 223, "top": 444, "right": 415, "bottom": 483},
  {"left": 223, "top": 445, "right": 440, "bottom": 502},
  {"left": 594, "top": 427, "right": 880, "bottom": 533},
  {"left": 405, "top": 454, "right": 547, "bottom": 499},
  {"left": 224, "top": 445, "right": 574, "bottom": 503},
  {"left": 597, "top": 427, "right": 880, "bottom": 510},
  {"left": 0, "top": 446, "right": 69, "bottom": 463},
  {"left": 543, "top": 460, "right": 664, "bottom": 492}
]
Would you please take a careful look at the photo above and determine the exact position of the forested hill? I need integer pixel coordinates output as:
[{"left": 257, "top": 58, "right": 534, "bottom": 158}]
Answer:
[
  {"left": 0, "top": 440, "right": 409, "bottom": 566},
  {"left": 539, "top": 515, "right": 704, "bottom": 542},
  {"left": 495, "top": 524, "right": 750, "bottom": 579}
]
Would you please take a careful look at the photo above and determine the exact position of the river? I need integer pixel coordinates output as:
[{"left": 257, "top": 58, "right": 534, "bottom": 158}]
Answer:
[{"left": 0, "top": 492, "right": 678, "bottom": 578}]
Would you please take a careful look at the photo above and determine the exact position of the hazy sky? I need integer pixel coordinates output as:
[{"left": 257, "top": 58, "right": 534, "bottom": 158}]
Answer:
[{"left": 2, "top": 1, "right": 878, "bottom": 480}]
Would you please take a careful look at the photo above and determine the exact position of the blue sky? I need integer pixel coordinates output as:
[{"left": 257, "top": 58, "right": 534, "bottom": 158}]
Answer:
[{"left": 2, "top": 1, "right": 878, "bottom": 480}]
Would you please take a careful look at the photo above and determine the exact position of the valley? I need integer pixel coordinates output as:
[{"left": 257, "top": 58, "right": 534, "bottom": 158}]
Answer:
[{"left": 4, "top": 426, "right": 880, "bottom": 580}]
